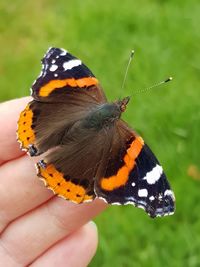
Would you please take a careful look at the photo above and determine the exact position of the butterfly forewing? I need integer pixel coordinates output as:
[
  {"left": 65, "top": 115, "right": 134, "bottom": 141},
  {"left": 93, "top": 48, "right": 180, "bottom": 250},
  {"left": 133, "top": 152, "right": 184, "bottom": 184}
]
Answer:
[
  {"left": 17, "top": 47, "right": 106, "bottom": 154},
  {"left": 31, "top": 47, "right": 107, "bottom": 103}
]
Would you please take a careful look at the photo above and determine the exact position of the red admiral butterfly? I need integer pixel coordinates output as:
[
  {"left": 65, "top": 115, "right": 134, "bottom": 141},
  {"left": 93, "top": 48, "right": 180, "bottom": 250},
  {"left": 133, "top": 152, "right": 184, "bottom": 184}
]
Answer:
[{"left": 17, "top": 47, "right": 175, "bottom": 218}]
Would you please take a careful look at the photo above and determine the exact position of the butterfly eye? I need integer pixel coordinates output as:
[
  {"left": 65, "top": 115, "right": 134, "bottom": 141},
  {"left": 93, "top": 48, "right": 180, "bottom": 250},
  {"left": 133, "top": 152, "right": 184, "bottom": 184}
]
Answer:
[{"left": 119, "top": 96, "right": 130, "bottom": 112}]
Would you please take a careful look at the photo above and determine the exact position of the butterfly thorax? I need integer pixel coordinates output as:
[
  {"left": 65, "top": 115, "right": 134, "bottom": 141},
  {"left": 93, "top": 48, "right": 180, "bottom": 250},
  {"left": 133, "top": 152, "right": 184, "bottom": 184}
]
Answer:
[{"left": 82, "top": 97, "right": 130, "bottom": 130}]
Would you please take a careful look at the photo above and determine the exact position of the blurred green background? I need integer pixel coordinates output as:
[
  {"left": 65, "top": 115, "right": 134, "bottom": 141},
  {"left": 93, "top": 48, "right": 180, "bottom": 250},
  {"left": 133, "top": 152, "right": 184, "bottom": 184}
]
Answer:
[{"left": 1, "top": 0, "right": 200, "bottom": 266}]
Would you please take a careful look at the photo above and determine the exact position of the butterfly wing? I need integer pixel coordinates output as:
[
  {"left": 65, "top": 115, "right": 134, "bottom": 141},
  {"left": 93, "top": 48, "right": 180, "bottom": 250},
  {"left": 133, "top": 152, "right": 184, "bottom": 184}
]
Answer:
[
  {"left": 31, "top": 47, "right": 106, "bottom": 103},
  {"left": 36, "top": 121, "right": 114, "bottom": 203},
  {"left": 17, "top": 47, "right": 106, "bottom": 155},
  {"left": 95, "top": 120, "right": 175, "bottom": 218}
]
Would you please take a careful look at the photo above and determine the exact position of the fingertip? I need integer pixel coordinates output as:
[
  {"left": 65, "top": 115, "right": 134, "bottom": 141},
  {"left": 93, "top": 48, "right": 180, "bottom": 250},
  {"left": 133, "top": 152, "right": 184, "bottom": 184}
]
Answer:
[{"left": 84, "top": 221, "right": 99, "bottom": 258}]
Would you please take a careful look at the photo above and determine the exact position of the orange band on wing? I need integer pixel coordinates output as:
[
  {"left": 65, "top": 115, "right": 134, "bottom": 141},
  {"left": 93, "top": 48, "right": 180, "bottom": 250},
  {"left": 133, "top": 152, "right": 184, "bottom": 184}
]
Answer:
[
  {"left": 17, "top": 104, "right": 35, "bottom": 149},
  {"left": 100, "top": 136, "right": 144, "bottom": 191},
  {"left": 37, "top": 163, "right": 93, "bottom": 203},
  {"left": 39, "top": 77, "right": 98, "bottom": 97}
]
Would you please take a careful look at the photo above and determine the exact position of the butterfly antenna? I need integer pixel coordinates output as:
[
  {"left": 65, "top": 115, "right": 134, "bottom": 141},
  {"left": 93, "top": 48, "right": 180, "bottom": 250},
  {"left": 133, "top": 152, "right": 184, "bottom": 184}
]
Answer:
[
  {"left": 120, "top": 50, "right": 135, "bottom": 97},
  {"left": 132, "top": 77, "right": 173, "bottom": 95}
]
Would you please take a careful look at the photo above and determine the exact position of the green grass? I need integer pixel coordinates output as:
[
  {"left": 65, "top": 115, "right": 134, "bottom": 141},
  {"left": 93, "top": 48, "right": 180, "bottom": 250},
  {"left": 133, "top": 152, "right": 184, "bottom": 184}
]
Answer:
[{"left": 1, "top": 0, "right": 200, "bottom": 266}]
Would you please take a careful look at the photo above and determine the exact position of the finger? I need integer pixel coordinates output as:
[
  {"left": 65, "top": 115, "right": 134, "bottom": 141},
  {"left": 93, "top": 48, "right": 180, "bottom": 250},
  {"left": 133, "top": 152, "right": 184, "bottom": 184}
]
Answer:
[
  {"left": 30, "top": 222, "right": 98, "bottom": 267},
  {"left": 0, "top": 198, "right": 107, "bottom": 266},
  {"left": 0, "top": 155, "right": 53, "bottom": 233},
  {"left": 0, "top": 97, "right": 30, "bottom": 165}
]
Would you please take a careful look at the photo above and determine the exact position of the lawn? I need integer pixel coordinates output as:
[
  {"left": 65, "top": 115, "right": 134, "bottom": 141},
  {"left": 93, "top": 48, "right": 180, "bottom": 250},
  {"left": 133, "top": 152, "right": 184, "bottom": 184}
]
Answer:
[{"left": 0, "top": 0, "right": 200, "bottom": 266}]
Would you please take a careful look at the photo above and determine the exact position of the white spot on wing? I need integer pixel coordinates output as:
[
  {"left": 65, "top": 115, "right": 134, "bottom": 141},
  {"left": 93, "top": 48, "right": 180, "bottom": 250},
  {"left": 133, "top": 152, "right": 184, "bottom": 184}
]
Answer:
[
  {"left": 138, "top": 189, "right": 148, "bottom": 197},
  {"left": 131, "top": 182, "right": 136, "bottom": 187},
  {"left": 49, "top": 64, "right": 58, "bottom": 72},
  {"left": 137, "top": 204, "right": 145, "bottom": 210},
  {"left": 149, "top": 196, "right": 155, "bottom": 201},
  {"left": 124, "top": 201, "right": 136, "bottom": 206},
  {"left": 111, "top": 202, "right": 121, "bottom": 205},
  {"left": 60, "top": 48, "right": 68, "bottom": 56},
  {"left": 164, "top": 189, "right": 172, "bottom": 196},
  {"left": 52, "top": 59, "right": 56, "bottom": 63},
  {"left": 38, "top": 70, "right": 43, "bottom": 77},
  {"left": 63, "top": 59, "right": 82, "bottom": 70},
  {"left": 164, "top": 189, "right": 175, "bottom": 201},
  {"left": 54, "top": 73, "right": 58, "bottom": 77},
  {"left": 143, "top": 164, "right": 163, "bottom": 184}
]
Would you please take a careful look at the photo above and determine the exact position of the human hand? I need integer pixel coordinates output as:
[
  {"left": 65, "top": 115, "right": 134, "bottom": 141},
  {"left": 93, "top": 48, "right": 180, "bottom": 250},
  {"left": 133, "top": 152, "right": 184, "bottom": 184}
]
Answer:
[{"left": 0, "top": 97, "right": 107, "bottom": 267}]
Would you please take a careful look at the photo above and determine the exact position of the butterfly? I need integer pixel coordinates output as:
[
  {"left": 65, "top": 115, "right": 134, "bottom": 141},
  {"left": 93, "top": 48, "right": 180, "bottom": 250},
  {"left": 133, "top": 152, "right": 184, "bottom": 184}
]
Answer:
[{"left": 17, "top": 47, "right": 175, "bottom": 218}]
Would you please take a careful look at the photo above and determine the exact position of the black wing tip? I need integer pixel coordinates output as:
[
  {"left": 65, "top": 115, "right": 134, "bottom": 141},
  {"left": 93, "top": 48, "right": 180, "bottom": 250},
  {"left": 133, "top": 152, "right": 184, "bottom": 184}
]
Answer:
[
  {"left": 142, "top": 190, "right": 175, "bottom": 218},
  {"left": 102, "top": 189, "right": 175, "bottom": 219},
  {"left": 42, "top": 47, "right": 68, "bottom": 62},
  {"left": 147, "top": 204, "right": 175, "bottom": 218},
  {"left": 45, "top": 47, "right": 66, "bottom": 54}
]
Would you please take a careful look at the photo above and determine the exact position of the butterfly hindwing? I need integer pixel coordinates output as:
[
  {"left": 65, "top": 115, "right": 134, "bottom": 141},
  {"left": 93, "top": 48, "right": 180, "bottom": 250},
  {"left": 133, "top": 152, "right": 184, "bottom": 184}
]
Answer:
[
  {"left": 37, "top": 160, "right": 94, "bottom": 203},
  {"left": 95, "top": 121, "right": 175, "bottom": 218},
  {"left": 36, "top": 122, "right": 114, "bottom": 203}
]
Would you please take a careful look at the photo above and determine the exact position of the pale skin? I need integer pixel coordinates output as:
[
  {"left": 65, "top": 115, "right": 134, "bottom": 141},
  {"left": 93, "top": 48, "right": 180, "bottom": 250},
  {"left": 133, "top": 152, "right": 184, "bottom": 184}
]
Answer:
[{"left": 0, "top": 97, "right": 107, "bottom": 267}]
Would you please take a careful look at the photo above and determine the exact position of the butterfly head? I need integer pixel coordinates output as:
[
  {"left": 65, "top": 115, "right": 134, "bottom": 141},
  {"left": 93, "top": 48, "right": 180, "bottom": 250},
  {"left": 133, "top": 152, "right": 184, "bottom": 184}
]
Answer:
[{"left": 117, "top": 96, "right": 130, "bottom": 113}]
